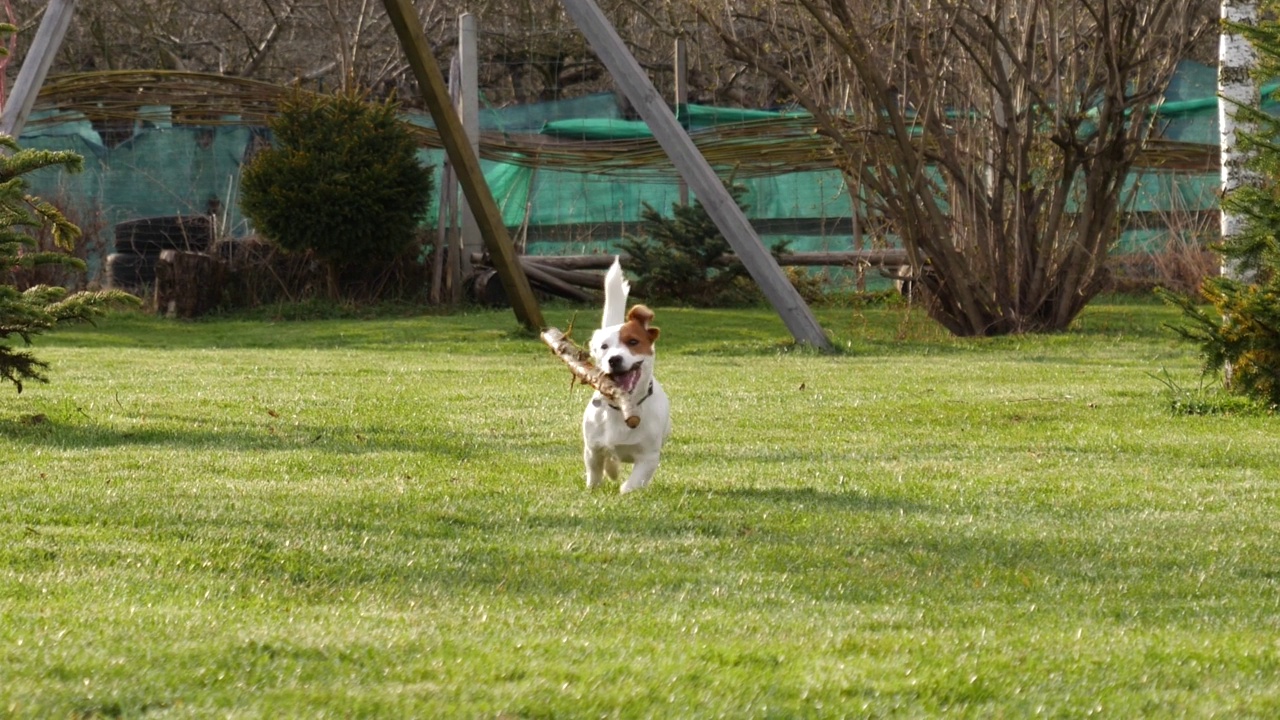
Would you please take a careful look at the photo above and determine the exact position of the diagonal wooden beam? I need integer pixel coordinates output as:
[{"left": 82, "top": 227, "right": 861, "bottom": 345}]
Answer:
[
  {"left": 0, "top": 0, "right": 77, "bottom": 138},
  {"left": 559, "top": 0, "right": 832, "bottom": 351},
  {"left": 381, "top": 0, "right": 544, "bottom": 331}
]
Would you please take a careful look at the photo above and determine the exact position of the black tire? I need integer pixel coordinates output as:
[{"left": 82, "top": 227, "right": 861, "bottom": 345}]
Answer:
[
  {"left": 115, "top": 215, "right": 213, "bottom": 255},
  {"left": 106, "top": 252, "right": 156, "bottom": 292}
]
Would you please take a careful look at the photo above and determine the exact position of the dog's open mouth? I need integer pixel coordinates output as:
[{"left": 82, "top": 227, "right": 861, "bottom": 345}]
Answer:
[{"left": 610, "top": 363, "right": 643, "bottom": 393}]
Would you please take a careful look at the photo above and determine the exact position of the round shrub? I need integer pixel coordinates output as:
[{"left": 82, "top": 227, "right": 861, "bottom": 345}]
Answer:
[{"left": 240, "top": 89, "right": 434, "bottom": 287}]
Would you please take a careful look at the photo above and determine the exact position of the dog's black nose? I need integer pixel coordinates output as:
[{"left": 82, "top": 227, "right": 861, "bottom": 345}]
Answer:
[{"left": 608, "top": 355, "right": 625, "bottom": 371}]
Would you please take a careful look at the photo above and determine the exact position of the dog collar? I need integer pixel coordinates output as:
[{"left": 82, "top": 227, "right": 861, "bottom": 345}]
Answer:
[{"left": 594, "top": 381, "right": 654, "bottom": 412}]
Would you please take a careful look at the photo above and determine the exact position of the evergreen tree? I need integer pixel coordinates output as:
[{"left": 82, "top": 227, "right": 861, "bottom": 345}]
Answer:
[
  {"left": 0, "top": 136, "right": 140, "bottom": 392},
  {"left": 239, "top": 89, "right": 434, "bottom": 299},
  {"left": 621, "top": 184, "right": 797, "bottom": 307},
  {"left": 1162, "top": 0, "right": 1280, "bottom": 407}
]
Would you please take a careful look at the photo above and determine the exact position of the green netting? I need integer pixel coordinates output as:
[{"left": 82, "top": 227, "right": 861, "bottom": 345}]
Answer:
[
  {"left": 480, "top": 92, "right": 624, "bottom": 132},
  {"left": 16, "top": 60, "right": 1232, "bottom": 285},
  {"left": 539, "top": 102, "right": 809, "bottom": 139}
]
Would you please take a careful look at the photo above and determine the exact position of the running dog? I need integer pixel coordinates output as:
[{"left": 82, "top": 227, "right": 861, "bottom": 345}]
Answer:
[{"left": 582, "top": 258, "right": 671, "bottom": 493}]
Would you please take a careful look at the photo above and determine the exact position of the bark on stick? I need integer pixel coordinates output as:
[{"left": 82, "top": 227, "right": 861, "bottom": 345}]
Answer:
[{"left": 541, "top": 327, "right": 641, "bottom": 427}]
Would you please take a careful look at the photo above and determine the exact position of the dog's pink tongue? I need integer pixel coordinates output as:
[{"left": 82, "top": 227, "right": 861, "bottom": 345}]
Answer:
[{"left": 614, "top": 367, "right": 640, "bottom": 393}]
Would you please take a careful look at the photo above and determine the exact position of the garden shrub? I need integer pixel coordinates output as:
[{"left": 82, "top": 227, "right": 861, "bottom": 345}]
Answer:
[
  {"left": 239, "top": 89, "right": 434, "bottom": 300},
  {"left": 1163, "top": 276, "right": 1280, "bottom": 408},
  {"left": 620, "top": 183, "right": 818, "bottom": 306}
]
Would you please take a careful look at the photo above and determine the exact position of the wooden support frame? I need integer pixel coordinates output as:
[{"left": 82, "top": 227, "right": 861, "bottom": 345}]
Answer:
[
  {"left": 559, "top": 0, "right": 832, "bottom": 351},
  {"left": 382, "top": 0, "right": 544, "bottom": 332},
  {"left": 0, "top": 0, "right": 76, "bottom": 138}
]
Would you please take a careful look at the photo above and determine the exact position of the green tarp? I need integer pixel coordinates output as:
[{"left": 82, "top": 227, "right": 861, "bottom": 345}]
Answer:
[{"left": 17, "top": 60, "right": 1230, "bottom": 283}]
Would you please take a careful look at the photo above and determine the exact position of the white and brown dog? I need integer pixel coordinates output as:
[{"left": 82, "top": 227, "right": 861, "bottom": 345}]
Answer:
[{"left": 582, "top": 258, "right": 671, "bottom": 493}]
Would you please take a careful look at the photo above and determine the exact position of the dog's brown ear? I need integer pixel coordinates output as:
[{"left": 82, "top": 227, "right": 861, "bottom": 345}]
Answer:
[
  {"left": 647, "top": 325, "right": 660, "bottom": 343},
  {"left": 627, "top": 304, "right": 655, "bottom": 327}
]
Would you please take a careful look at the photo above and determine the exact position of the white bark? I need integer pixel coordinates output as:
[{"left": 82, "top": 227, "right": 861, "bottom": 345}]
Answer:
[{"left": 1219, "top": 0, "right": 1261, "bottom": 280}]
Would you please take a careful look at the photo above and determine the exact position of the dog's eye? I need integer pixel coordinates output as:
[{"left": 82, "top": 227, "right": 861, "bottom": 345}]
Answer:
[{"left": 626, "top": 338, "right": 639, "bottom": 347}]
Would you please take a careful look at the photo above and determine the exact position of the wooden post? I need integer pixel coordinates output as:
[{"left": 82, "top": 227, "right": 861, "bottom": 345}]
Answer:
[
  {"left": 559, "top": 0, "right": 832, "bottom": 350},
  {"left": 446, "top": 55, "right": 464, "bottom": 303},
  {"left": 381, "top": 0, "right": 544, "bottom": 331},
  {"left": 0, "top": 0, "right": 77, "bottom": 138},
  {"left": 458, "top": 13, "right": 483, "bottom": 278},
  {"left": 674, "top": 36, "right": 689, "bottom": 206}
]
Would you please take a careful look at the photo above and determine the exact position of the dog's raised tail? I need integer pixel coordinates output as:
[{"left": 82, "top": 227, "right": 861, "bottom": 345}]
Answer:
[{"left": 602, "top": 257, "right": 630, "bottom": 328}]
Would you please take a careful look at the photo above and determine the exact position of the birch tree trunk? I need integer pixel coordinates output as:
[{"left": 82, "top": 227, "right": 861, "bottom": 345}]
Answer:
[{"left": 1219, "top": 0, "right": 1261, "bottom": 281}]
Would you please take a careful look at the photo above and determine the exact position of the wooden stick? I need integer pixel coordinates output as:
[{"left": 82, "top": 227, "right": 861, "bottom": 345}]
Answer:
[{"left": 541, "top": 327, "right": 640, "bottom": 427}]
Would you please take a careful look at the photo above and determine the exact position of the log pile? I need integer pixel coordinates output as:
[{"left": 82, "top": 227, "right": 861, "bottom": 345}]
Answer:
[
  {"left": 471, "top": 249, "right": 909, "bottom": 302},
  {"left": 154, "top": 249, "right": 226, "bottom": 318}
]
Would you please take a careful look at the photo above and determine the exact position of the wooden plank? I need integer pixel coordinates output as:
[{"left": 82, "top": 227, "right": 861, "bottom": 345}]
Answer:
[
  {"left": 492, "top": 211, "right": 1215, "bottom": 248},
  {"left": 559, "top": 0, "right": 832, "bottom": 350},
  {"left": 381, "top": 0, "right": 544, "bottom": 331},
  {"left": 444, "top": 56, "right": 464, "bottom": 303},
  {"left": 0, "top": 0, "right": 77, "bottom": 138}
]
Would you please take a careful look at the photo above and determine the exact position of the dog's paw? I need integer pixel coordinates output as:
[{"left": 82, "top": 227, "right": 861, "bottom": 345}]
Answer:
[{"left": 619, "top": 479, "right": 648, "bottom": 494}]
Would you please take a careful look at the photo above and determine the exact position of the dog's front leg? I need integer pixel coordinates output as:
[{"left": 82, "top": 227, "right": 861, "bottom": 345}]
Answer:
[{"left": 620, "top": 453, "right": 660, "bottom": 494}]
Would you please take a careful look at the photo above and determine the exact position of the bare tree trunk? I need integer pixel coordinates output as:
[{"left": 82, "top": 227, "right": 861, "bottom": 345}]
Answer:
[{"left": 701, "top": 0, "right": 1212, "bottom": 336}]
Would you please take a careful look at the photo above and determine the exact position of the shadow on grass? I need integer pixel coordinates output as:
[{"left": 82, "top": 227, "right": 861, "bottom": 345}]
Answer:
[
  {"left": 0, "top": 412, "right": 481, "bottom": 458},
  {"left": 705, "top": 484, "right": 926, "bottom": 514},
  {"left": 34, "top": 299, "right": 1181, "bottom": 364},
  {"left": 254, "top": 483, "right": 1199, "bottom": 614},
  {"left": 36, "top": 310, "right": 528, "bottom": 352}
]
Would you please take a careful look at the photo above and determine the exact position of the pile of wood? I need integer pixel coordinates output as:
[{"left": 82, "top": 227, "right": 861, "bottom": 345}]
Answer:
[
  {"left": 469, "top": 249, "right": 909, "bottom": 302},
  {"left": 154, "top": 249, "right": 226, "bottom": 318},
  {"left": 106, "top": 215, "right": 214, "bottom": 295}
]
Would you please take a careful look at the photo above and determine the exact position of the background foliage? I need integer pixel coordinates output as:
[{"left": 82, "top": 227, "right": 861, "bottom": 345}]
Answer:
[
  {"left": 624, "top": 184, "right": 769, "bottom": 306},
  {"left": 1163, "top": 2, "right": 1280, "bottom": 408},
  {"left": 5, "top": 1, "right": 1219, "bottom": 112},
  {"left": 239, "top": 89, "right": 434, "bottom": 300},
  {"left": 0, "top": 136, "right": 139, "bottom": 392}
]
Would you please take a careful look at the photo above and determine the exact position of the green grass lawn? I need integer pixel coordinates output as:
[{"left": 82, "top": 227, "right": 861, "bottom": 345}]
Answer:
[{"left": 2, "top": 299, "right": 1278, "bottom": 718}]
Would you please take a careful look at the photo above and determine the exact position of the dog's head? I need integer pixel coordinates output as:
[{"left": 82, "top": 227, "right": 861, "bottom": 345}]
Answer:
[{"left": 590, "top": 304, "right": 659, "bottom": 396}]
